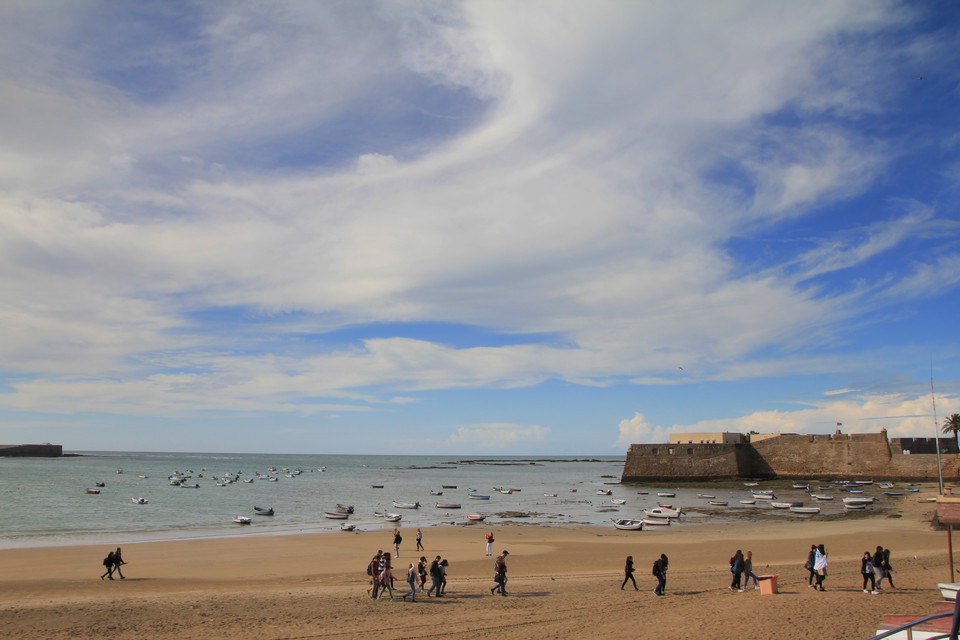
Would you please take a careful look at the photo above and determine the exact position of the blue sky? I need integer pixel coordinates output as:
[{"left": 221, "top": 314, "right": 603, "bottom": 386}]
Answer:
[{"left": 0, "top": 1, "right": 958, "bottom": 455}]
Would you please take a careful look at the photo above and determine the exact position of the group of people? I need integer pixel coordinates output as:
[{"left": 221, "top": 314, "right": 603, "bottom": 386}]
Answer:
[
  {"left": 860, "top": 546, "right": 896, "bottom": 594},
  {"left": 99, "top": 547, "right": 127, "bottom": 580},
  {"left": 390, "top": 528, "right": 425, "bottom": 558},
  {"left": 367, "top": 550, "right": 449, "bottom": 601},
  {"left": 729, "top": 550, "right": 760, "bottom": 592},
  {"left": 622, "top": 554, "right": 670, "bottom": 595}
]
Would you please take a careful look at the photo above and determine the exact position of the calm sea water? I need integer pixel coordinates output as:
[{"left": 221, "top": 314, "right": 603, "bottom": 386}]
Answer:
[
  {"left": 1, "top": 452, "right": 907, "bottom": 549},
  {"left": 0, "top": 452, "right": 627, "bottom": 548}
]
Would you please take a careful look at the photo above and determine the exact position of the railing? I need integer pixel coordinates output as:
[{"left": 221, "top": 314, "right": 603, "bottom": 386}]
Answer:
[{"left": 865, "top": 612, "right": 955, "bottom": 640}]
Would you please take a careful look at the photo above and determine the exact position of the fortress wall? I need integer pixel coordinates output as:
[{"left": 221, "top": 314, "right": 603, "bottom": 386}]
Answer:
[
  {"left": 887, "top": 452, "right": 960, "bottom": 481},
  {"left": 749, "top": 434, "right": 891, "bottom": 479},
  {"left": 621, "top": 443, "right": 744, "bottom": 481}
]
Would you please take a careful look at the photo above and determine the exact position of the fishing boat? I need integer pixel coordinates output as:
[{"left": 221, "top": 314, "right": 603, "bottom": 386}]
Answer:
[
  {"left": 611, "top": 499, "right": 627, "bottom": 505},
  {"left": 233, "top": 516, "right": 251, "bottom": 525},
  {"left": 743, "top": 482, "right": 759, "bottom": 487},
  {"left": 131, "top": 497, "right": 148, "bottom": 504},
  {"left": 324, "top": 511, "right": 349, "bottom": 519},
  {"left": 544, "top": 493, "right": 557, "bottom": 497},
  {"left": 752, "top": 492, "right": 776, "bottom": 500},
  {"left": 854, "top": 480, "right": 874, "bottom": 485},
  {"left": 430, "top": 491, "right": 443, "bottom": 496},
  {"left": 844, "top": 502, "right": 867, "bottom": 510},
  {"left": 790, "top": 506, "right": 820, "bottom": 514},
  {"left": 884, "top": 492, "right": 904, "bottom": 497},
  {"left": 842, "top": 496, "right": 875, "bottom": 505},
  {"left": 467, "top": 514, "right": 486, "bottom": 521},
  {"left": 500, "top": 488, "right": 515, "bottom": 494},
  {"left": 697, "top": 494, "right": 716, "bottom": 499},
  {"left": 771, "top": 502, "right": 802, "bottom": 509},
  {"left": 442, "top": 485, "right": 458, "bottom": 489},
  {"left": 85, "top": 488, "right": 100, "bottom": 494},
  {"left": 643, "top": 507, "right": 681, "bottom": 519},
  {"left": 739, "top": 500, "right": 756, "bottom": 505},
  {"left": 373, "top": 511, "right": 385, "bottom": 518},
  {"left": 611, "top": 519, "right": 644, "bottom": 531},
  {"left": 792, "top": 483, "right": 810, "bottom": 490},
  {"left": 811, "top": 494, "right": 834, "bottom": 501},
  {"left": 596, "top": 489, "right": 612, "bottom": 496},
  {"left": 906, "top": 488, "right": 920, "bottom": 493},
  {"left": 254, "top": 506, "right": 274, "bottom": 516},
  {"left": 371, "top": 484, "right": 384, "bottom": 488},
  {"left": 657, "top": 491, "right": 676, "bottom": 498},
  {"left": 180, "top": 482, "right": 200, "bottom": 488},
  {"left": 384, "top": 513, "right": 402, "bottom": 522},
  {"left": 336, "top": 504, "right": 355, "bottom": 514},
  {"left": 878, "top": 482, "right": 895, "bottom": 489},
  {"left": 468, "top": 494, "right": 490, "bottom": 500},
  {"left": 340, "top": 523, "right": 356, "bottom": 531},
  {"left": 392, "top": 501, "right": 420, "bottom": 509},
  {"left": 95, "top": 481, "right": 106, "bottom": 487},
  {"left": 641, "top": 518, "right": 670, "bottom": 526},
  {"left": 708, "top": 501, "right": 728, "bottom": 506},
  {"left": 435, "top": 502, "right": 461, "bottom": 509}
]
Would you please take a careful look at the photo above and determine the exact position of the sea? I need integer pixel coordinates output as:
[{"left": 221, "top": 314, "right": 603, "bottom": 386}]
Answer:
[{"left": 1, "top": 451, "right": 906, "bottom": 549}]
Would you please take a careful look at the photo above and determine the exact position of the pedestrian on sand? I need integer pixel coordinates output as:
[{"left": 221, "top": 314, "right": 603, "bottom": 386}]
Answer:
[
  {"left": 621, "top": 555, "right": 638, "bottom": 591},
  {"left": 402, "top": 562, "right": 417, "bottom": 601},
  {"left": 742, "top": 551, "right": 759, "bottom": 590},
  {"left": 418, "top": 556, "right": 428, "bottom": 592},
  {"left": 485, "top": 532, "right": 494, "bottom": 556},
  {"left": 729, "top": 549, "right": 744, "bottom": 591},
  {"left": 377, "top": 553, "right": 395, "bottom": 601},
  {"left": 805, "top": 544, "right": 817, "bottom": 587},
  {"left": 813, "top": 544, "right": 828, "bottom": 591},
  {"left": 416, "top": 528, "right": 424, "bottom": 551},
  {"left": 393, "top": 529, "right": 402, "bottom": 558},
  {"left": 367, "top": 553, "right": 382, "bottom": 598},
  {"left": 439, "top": 559, "right": 448, "bottom": 595},
  {"left": 427, "top": 556, "right": 443, "bottom": 597},
  {"left": 877, "top": 548, "right": 896, "bottom": 590},
  {"left": 100, "top": 551, "right": 116, "bottom": 580},
  {"left": 113, "top": 547, "right": 126, "bottom": 580},
  {"left": 652, "top": 553, "right": 668, "bottom": 596},
  {"left": 491, "top": 551, "right": 509, "bottom": 596},
  {"left": 861, "top": 551, "right": 878, "bottom": 594}
]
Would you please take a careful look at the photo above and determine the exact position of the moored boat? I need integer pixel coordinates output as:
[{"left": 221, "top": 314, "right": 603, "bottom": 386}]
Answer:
[
  {"left": 771, "top": 501, "right": 802, "bottom": 509},
  {"left": 739, "top": 500, "right": 756, "bottom": 505},
  {"left": 596, "top": 489, "right": 612, "bottom": 496},
  {"left": 811, "top": 494, "right": 834, "bottom": 501},
  {"left": 85, "top": 488, "right": 100, "bottom": 494},
  {"left": 340, "top": 523, "right": 356, "bottom": 531},
  {"left": 336, "top": 504, "right": 355, "bottom": 514},
  {"left": 657, "top": 491, "right": 676, "bottom": 498},
  {"left": 131, "top": 497, "right": 148, "bottom": 504},
  {"left": 643, "top": 507, "right": 681, "bottom": 519},
  {"left": 436, "top": 502, "right": 461, "bottom": 509},
  {"left": 384, "top": 513, "right": 402, "bottom": 522},
  {"left": 392, "top": 501, "right": 420, "bottom": 509},
  {"left": 842, "top": 496, "right": 875, "bottom": 505},
  {"left": 697, "top": 494, "right": 716, "bottom": 499},
  {"left": 254, "top": 506, "right": 274, "bottom": 516},
  {"left": 641, "top": 518, "right": 670, "bottom": 526},
  {"left": 233, "top": 516, "right": 251, "bottom": 525},
  {"left": 467, "top": 514, "right": 486, "bottom": 521},
  {"left": 323, "top": 511, "right": 349, "bottom": 519},
  {"left": 611, "top": 518, "right": 644, "bottom": 530},
  {"left": 441, "top": 485, "right": 457, "bottom": 489},
  {"left": 708, "top": 501, "right": 728, "bottom": 506},
  {"left": 469, "top": 494, "right": 490, "bottom": 500},
  {"left": 752, "top": 492, "right": 776, "bottom": 500},
  {"left": 611, "top": 499, "right": 627, "bottom": 505},
  {"left": 789, "top": 506, "right": 820, "bottom": 514}
]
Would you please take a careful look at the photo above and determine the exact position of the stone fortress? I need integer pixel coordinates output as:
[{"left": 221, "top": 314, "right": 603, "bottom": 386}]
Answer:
[{"left": 621, "top": 429, "right": 960, "bottom": 482}]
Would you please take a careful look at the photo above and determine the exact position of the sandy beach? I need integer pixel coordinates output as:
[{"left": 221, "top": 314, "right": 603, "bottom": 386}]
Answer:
[{"left": 0, "top": 499, "right": 953, "bottom": 640}]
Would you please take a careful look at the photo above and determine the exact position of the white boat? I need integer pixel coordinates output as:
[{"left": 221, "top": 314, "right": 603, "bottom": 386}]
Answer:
[
  {"left": 467, "top": 514, "right": 486, "bottom": 521},
  {"left": 739, "top": 500, "right": 756, "bottom": 505},
  {"left": 323, "top": 511, "right": 349, "bottom": 519},
  {"left": 844, "top": 502, "right": 867, "bottom": 510},
  {"left": 854, "top": 480, "right": 874, "bottom": 485},
  {"left": 233, "top": 516, "right": 251, "bottom": 525},
  {"left": 789, "top": 506, "right": 820, "bottom": 514},
  {"left": 392, "top": 501, "right": 420, "bottom": 509},
  {"left": 811, "top": 494, "right": 834, "bottom": 501},
  {"left": 340, "top": 523, "right": 356, "bottom": 531},
  {"left": 336, "top": 504, "right": 355, "bottom": 514},
  {"left": 611, "top": 499, "right": 627, "bottom": 505},
  {"left": 373, "top": 511, "right": 385, "bottom": 518},
  {"left": 771, "top": 502, "right": 802, "bottom": 509},
  {"left": 697, "top": 494, "right": 716, "bottom": 499},
  {"left": 657, "top": 491, "right": 676, "bottom": 498},
  {"left": 708, "top": 501, "right": 728, "bottom": 506},
  {"left": 611, "top": 518, "right": 644, "bottom": 530},
  {"left": 641, "top": 518, "right": 670, "bottom": 526},
  {"left": 643, "top": 507, "right": 681, "bottom": 519},
  {"left": 878, "top": 482, "right": 895, "bottom": 489},
  {"left": 179, "top": 483, "right": 200, "bottom": 488},
  {"left": 743, "top": 482, "right": 759, "bottom": 487},
  {"left": 544, "top": 493, "right": 557, "bottom": 497},
  {"left": 253, "top": 506, "right": 274, "bottom": 516},
  {"left": 435, "top": 502, "right": 461, "bottom": 509},
  {"left": 792, "top": 483, "right": 810, "bottom": 490},
  {"left": 384, "top": 513, "right": 402, "bottom": 522},
  {"left": 131, "top": 497, "right": 148, "bottom": 505},
  {"left": 752, "top": 492, "right": 776, "bottom": 500},
  {"left": 430, "top": 491, "right": 443, "bottom": 496},
  {"left": 842, "top": 496, "right": 875, "bottom": 505},
  {"left": 596, "top": 489, "right": 612, "bottom": 495}
]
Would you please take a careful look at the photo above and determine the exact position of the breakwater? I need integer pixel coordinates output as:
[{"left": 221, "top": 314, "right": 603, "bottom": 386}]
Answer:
[{"left": 0, "top": 444, "right": 63, "bottom": 457}]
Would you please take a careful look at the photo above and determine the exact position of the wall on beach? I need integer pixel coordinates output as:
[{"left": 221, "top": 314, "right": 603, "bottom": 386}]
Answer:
[{"left": 620, "top": 431, "right": 960, "bottom": 481}]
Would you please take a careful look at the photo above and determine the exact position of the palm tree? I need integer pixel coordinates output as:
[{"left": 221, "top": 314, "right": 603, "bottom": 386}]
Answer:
[{"left": 942, "top": 413, "right": 960, "bottom": 449}]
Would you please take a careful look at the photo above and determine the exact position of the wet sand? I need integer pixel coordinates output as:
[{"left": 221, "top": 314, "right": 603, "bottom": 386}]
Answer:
[{"left": 0, "top": 499, "right": 952, "bottom": 639}]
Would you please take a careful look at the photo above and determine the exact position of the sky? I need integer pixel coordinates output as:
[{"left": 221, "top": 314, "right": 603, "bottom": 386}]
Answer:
[{"left": 0, "top": 1, "right": 959, "bottom": 455}]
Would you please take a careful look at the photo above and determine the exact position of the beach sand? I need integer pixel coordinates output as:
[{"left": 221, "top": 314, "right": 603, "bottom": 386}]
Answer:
[{"left": 0, "top": 499, "right": 952, "bottom": 639}]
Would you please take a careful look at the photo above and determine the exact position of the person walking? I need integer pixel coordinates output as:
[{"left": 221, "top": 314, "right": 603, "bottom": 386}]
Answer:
[
  {"left": 491, "top": 551, "right": 509, "bottom": 595},
  {"left": 393, "top": 529, "right": 402, "bottom": 558},
  {"left": 427, "top": 556, "right": 443, "bottom": 597},
  {"left": 861, "top": 551, "right": 878, "bottom": 594},
  {"left": 872, "top": 546, "right": 886, "bottom": 591},
  {"left": 878, "top": 548, "right": 897, "bottom": 590},
  {"left": 113, "top": 547, "right": 126, "bottom": 580},
  {"left": 805, "top": 544, "right": 817, "bottom": 587},
  {"left": 402, "top": 562, "right": 418, "bottom": 601},
  {"left": 416, "top": 528, "right": 424, "bottom": 552},
  {"left": 377, "top": 553, "right": 396, "bottom": 601},
  {"left": 621, "top": 555, "right": 638, "bottom": 591},
  {"left": 439, "top": 559, "right": 448, "bottom": 595},
  {"left": 652, "top": 553, "right": 668, "bottom": 596},
  {"left": 100, "top": 550, "right": 116, "bottom": 580},
  {"left": 367, "top": 551, "right": 383, "bottom": 598},
  {"left": 417, "top": 556, "right": 428, "bottom": 592},
  {"left": 742, "top": 551, "right": 759, "bottom": 590},
  {"left": 813, "top": 544, "right": 828, "bottom": 591},
  {"left": 485, "top": 532, "right": 494, "bottom": 556},
  {"left": 729, "top": 549, "right": 744, "bottom": 592}
]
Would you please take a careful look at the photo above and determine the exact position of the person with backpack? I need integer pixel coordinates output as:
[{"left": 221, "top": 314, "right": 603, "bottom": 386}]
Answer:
[
  {"left": 100, "top": 550, "right": 116, "bottom": 580},
  {"left": 729, "top": 550, "right": 744, "bottom": 591},
  {"left": 652, "top": 553, "right": 668, "bottom": 596}
]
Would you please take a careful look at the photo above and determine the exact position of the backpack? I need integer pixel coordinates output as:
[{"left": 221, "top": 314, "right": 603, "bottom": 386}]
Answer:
[
  {"left": 366, "top": 562, "right": 373, "bottom": 576},
  {"left": 652, "top": 561, "right": 658, "bottom": 576},
  {"left": 396, "top": 535, "right": 402, "bottom": 544},
  {"left": 103, "top": 556, "right": 112, "bottom": 568}
]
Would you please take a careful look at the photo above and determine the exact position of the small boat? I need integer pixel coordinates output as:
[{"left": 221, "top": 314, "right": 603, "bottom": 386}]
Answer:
[
  {"left": 612, "top": 518, "right": 644, "bottom": 530},
  {"left": 641, "top": 518, "right": 670, "bottom": 526},
  {"left": 843, "top": 496, "right": 875, "bottom": 505},
  {"left": 771, "top": 502, "right": 802, "bottom": 509},
  {"left": 131, "top": 497, "right": 148, "bottom": 504},
  {"left": 233, "top": 516, "right": 252, "bottom": 525},
  {"left": 657, "top": 491, "right": 675, "bottom": 498},
  {"left": 854, "top": 480, "right": 874, "bottom": 485},
  {"left": 790, "top": 506, "right": 820, "bottom": 514},
  {"left": 373, "top": 511, "right": 385, "bottom": 518},
  {"left": 611, "top": 499, "right": 627, "bottom": 505},
  {"left": 469, "top": 494, "right": 490, "bottom": 500},
  {"left": 266, "top": 476, "right": 278, "bottom": 482},
  {"left": 95, "top": 481, "right": 106, "bottom": 487},
  {"left": 811, "top": 494, "right": 834, "bottom": 501},
  {"left": 569, "top": 489, "right": 577, "bottom": 493},
  {"left": 430, "top": 491, "right": 443, "bottom": 496},
  {"left": 500, "top": 488, "right": 514, "bottom": 494},
  {"left": 384, "top": 513, "right": 402, "bottom": 522},
  {"left": 752, "top": 492, "right": 776, "bottom": 500},
  {"left": 435, "top": 502, "right": 461, "bottom": 509},
  {"left": 340, "top": 523, "right": 356, "bottom": 531},
  {"left": 844, "top": 502, "right": 867, "bottom": 510},
  {"left": 85, "top": 489, "right": 100, "bottom": 494},
  {"left": 644, "top": 507, "right": 681, "bottom": 519},
  {"left": 884, "top": 492, "right": 904, "bottom": 497},
  {"left": 544, "top": 493, "right": 557, "bottom": 497},
  {"left": 596, "top": 489, "right": 612, "bottom": 496},
  {"left": 467, "top": 514, "right": 486, "bottom": 521},
  {"left": 918, "top": 497, "right": 937, "bottom": 503},
  {"left": 254, "top": 506, "right": 274, "bottom": 516},
  {"left": 708, "top": 501, "right": 728, "bottom": 506},
  {"left": 336, "top": 504, "right": 355, "bottom": 514},
  {"left": 371, "top": 484, "right": 384, "bottom": 488},
  {"left": 241, "top": 478, "right": 254, "bottom": 483},
  {"left": 697, "top": 494, "right": 716, "bottom": 499},
  {"left": 324, "top": 511, "right": 349, "bottom": 519},
  {"left": 392, "top": 501, "right": 420, "bottom": 509},
  {"left": 442, "top": 485, "right": 458, "bottom": 489},
  {"left": 180, "top": 483, "right": 200, "bottom": 488},
  {"left": 743, "top": 482, "right": 759, "bottom": 487},
  {"left": 792, "top": 483, "right": 810, "bottom": 490},
  {"left": 847, "top": 489, "right": 864, "bottom": 494},
  {"left": 905, "top": 488, "right": 920, "bottom": 493},
  {"left": 739, "top": 500, "right": 756, "bottom": 505},
  {"left": 878, "top": 482, "right": 895, "bottom": 489}
]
